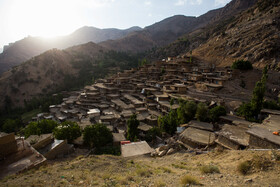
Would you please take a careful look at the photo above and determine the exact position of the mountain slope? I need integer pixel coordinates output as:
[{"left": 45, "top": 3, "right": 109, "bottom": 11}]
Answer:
[
  {"left": 0, "top": 26, "right": 141, "bottom": 74},
  {"left": 1, "top": 151, "right": 280, "bottom": 186},
  {"left": 191, "top": 0, "right": 280, "bottom": 69},
  {"left": 149, "top": 0, "right": 279, "bottom": 70},
  {"left": 100, "top": 0, "right": 258, "bottom": 53},
  {"left": 0, "top": 42, "right": 140, "bottom": 109}
]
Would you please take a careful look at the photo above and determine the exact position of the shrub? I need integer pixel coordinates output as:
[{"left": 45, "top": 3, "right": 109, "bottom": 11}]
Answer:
[
  {"left": 209, "top": 106, "right": 226, "bottom": 122},
  {"left": 195, "top": 103, "right": 208, "bottom": 122},
  {"left": 200, "top": 165, "right": 220, "bottom": 174},
  {"left": 83, "top": 123, "right": 113, "bottom": 149},
  {"left": 53, "top": 121, "right": 81, "bottom": 143},
  {"left": 180, "top": 175, "right": 200, "bottom": 186},
  {"left": 231, "top": 60, "right": 253, "bottom": 70},
  {"left": 237, "top": 161, "right": 251, "bottom": 175},
  {"left": 24, "top": 119, "right": 58, "bottom": 138}
]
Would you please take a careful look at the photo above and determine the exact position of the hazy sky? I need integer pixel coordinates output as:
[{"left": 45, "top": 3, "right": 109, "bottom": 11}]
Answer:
[{"left": 0, "top": 0, "right": 231, "bottom": 49}]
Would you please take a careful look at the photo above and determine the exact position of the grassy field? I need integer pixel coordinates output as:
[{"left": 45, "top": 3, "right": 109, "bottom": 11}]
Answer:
[{"left": 1, "top": 150, "right": 280, "bottom": 186}]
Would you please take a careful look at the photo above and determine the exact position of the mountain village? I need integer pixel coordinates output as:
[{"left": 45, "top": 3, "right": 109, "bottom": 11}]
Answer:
[{"left": 1, "top": 55, "right": 279, "bottom": 179}]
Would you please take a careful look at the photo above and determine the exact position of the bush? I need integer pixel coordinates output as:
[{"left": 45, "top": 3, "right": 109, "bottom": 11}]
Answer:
[
  {"left": 180, "top": 175, "right": 200, "bottom": 186},
  {"left": 209, "top": 106, "right": 226, "bottom": 122},
  {"left": 83, "top": 123, "right": 113, "bottom": 149},
  {"left": 53, "top": 121, "right": 81, "bottom": 143},
  {"left": 237, "top": 161, "right": 251, "bottom": 175},
  {"left": 195, "top": 103, "right": 208, "bottom": 122},
  {"left": 237, "top": 156, "right": 272, "bottom": 175},
  {"left": 24, "top": 119, "right": 58, "bottom": 138},
  {"left": 231, "top": 60, "right": 253, "bottom": 70},
  {"left": 200, "top": 165, "right": 220, "bottom": 174}
]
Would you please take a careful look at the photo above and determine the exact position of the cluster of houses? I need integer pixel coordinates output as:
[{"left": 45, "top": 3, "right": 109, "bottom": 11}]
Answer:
[
  {"left": 1, "top": 55, "right": 279, "bottom": 178},
  {"left": 45, "top": 56, "right": 232, "bottom": 135}
]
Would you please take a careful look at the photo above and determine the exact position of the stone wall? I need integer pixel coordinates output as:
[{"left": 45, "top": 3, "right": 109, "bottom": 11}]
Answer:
[{"left": 0, "top": 133, "right": 17, "bottom": 158}]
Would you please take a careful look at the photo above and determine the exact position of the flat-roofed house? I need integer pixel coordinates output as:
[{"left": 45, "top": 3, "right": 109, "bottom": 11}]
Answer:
[
  {"left": 216, "top": 124, "right": 249, "bottom": 150},
  {"left": 121, "top": 141, "right": 154, "bottom": 157},
  {"left": 179, "top": 127, "right": 216, "bottom": 149}
]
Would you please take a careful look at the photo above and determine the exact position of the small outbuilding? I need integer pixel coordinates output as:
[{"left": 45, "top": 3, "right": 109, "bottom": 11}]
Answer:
[
  {"left": 121, "top": 141, "right": 154, "bottom": 157},
  {"left": 179, "top": 127, "right": 216, "bottom": 149},
  {"left": 216, "top": 124, "right": 249, "bottom": 150}
]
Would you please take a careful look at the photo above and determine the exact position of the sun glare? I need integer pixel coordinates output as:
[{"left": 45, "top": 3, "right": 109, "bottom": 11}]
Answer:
[{"left": 8, "top": 0, "right": 83, "bottom": 38}]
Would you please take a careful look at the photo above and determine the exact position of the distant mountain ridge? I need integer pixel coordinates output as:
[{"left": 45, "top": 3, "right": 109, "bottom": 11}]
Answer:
[
  {"left": 0, "top": 0, "right": 258, "bottom": 75},
  {"left": 0, "top": 26, "right": 141, "bottom": 74},
  {"left": 2, "top": 0, "right": 276, "bottom": 111},
  {"left": 99, "top": 0, "right": 258, "bottom": 52}
]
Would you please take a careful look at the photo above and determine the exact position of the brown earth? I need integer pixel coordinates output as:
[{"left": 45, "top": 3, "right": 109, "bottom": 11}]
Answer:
[{"left": 1, "top": 149, "right": 280, "bottom": 186}]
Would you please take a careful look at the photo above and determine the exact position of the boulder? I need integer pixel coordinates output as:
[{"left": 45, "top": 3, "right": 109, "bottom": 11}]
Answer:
[
  {"left": 166, "top": 148, "right": 176, "bottom": 155},
  {"left": 159, "top": 145, "right": 169, "bottom": 152},
  {"left": 158, "top": 150, "right": 167, "bottom": 157}
]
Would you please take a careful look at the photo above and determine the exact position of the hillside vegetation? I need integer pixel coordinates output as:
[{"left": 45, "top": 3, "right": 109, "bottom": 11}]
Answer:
[
  {"left": 1, "top": 150, "right": 280, "bottom": 186},
  {"left": 0, "top": 42, "right": 140, "bottom": 109}
]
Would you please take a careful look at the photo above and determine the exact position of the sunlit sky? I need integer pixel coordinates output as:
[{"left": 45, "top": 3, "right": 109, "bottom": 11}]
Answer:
[{"left": 0, "top": 0, "right": 231, "bottom": 49}]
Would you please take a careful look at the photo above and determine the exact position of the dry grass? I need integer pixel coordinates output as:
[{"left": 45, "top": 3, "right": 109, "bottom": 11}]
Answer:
[
  {"left": 1, "top": 150, "right": 280, "bottom": 186},
  {"left": 237, "top": 155, "right": 274, "bottom": 175},
  {"left": 135, "top": 167, "right": 153, "bottom": 177},
  {"left": 180, "top": 175, "right": 201, "bottom": 186},
  {"left": 154, "top": 179, "right": 166, "bottom": 187},
  {"left": 200, "top": 164, "right": 220, "bottom": 174}
]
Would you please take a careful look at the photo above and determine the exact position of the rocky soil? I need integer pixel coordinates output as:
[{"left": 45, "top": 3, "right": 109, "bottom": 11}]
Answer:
[{"left": 1, "top": 149, "right": 279, "bottom": 186}]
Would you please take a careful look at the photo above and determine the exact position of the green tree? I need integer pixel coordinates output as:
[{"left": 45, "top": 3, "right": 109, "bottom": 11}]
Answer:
[
  {"left": 83, "top": 123, "right": 113, "bottom": 149},
  {"left": 209, "top": 106, "right": 226, "bottom": 122},
  {"left": 177, "top": 100, "right": 197, "bottom": 124},
  {"left": 158, "top": 109, "right": 178, "bottom": 135},
  {"left": 237, "top": 103, "right": 256, "bottom": 121},
  {"left": 53, "top": 121, "right": 81, "bottom": 143},
  {"left": 2, "top": 119, "right": 22, "bottom": 133},
  {"left": 231, "top": 60, "right": 253, "bottom": 70},
  {"left": 145, "top": 127, "right": 162, "bottom": 142},
  {"left": 195, "top": 103, "right": 208, "bottom": 122},
  {"left": 126, "top": 114, "right": 139, "bottom": 141},
  {"left": 251, "top": 65, "right": 268, "bottom": 116},
  {"left": 24, "top": 119, "right": 58, "bottom": 138},
  {"left": 237, "top": 66, "right": 268, "bottom": 121}
]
